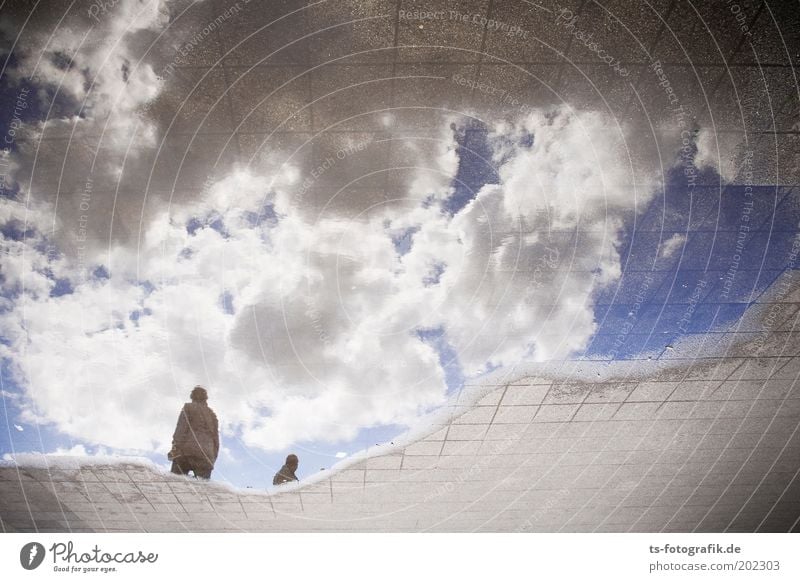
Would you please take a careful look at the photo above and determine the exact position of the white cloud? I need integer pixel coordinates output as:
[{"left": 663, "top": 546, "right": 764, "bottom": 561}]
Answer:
[
  {"left": 694, "top": 128, "right": 741, "bottom": 182},
  {"left": 50, "top": 444, "right": 92, "bottom": 456},
  {"left": 1, "top": 444, "right": 110, "bottom": 461},
  {"left": 659, "top": 233, "right": 686, "bottom": 259},
  {"left": 1, "top": 0, "right": 169, "bottom": 255},
  {"left": 417, "top": 110, "right": 657, "bottom": 369},
  {"left": 2, "top": 54, "right": 665, "bottom": 456},
  {"left": 2, "top": 163, "right": 449, "bottom": 452},
  {"left": 5, "top": 0, "right": 167, "bottom": 116}
]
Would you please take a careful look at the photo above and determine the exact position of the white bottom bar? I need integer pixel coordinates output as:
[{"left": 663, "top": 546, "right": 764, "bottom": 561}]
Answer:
[{"left": 2, "top": 533, "right": 798, "bottom": 581}]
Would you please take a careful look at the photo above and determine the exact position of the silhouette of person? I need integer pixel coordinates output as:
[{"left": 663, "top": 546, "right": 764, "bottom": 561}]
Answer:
[
  {"left": 170, "top": 386, "right": 219, "bottom": 479},
  {"left": 273, "top": 454, "right": 299, "bottom": 485}
]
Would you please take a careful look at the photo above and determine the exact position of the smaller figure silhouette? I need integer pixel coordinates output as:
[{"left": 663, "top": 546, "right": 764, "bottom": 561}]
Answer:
[
  {"left": 273, "top": 454, "right": 299, "bottom": 485},
  {"left": 170, "top": 385, "right": 219, "bottom": 479}
]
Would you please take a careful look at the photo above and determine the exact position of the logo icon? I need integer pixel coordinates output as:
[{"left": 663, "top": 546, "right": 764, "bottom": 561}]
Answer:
[{"left": 20, "top": 542, "right": 46, "bottom": 570}]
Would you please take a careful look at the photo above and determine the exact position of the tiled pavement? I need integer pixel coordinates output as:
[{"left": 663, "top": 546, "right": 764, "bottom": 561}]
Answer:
[{"left": 2, "top": 273, "right": 799, "bottom": 533}]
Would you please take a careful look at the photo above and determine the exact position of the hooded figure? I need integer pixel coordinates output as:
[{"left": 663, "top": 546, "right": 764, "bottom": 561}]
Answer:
[
  {"left": 273, "top": 454, "right": 299, "bottom": 485},
  {"left": 170, "top": 386, "right": 220, "bottom": 479}
]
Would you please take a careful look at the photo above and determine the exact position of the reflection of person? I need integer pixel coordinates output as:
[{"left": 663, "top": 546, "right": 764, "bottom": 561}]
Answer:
[
  {"left": 170, "top": 386, "right": 219, "bottom": 479},
  {"left": 272, "top": 454, "right": 299, "bottom": 485}
]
